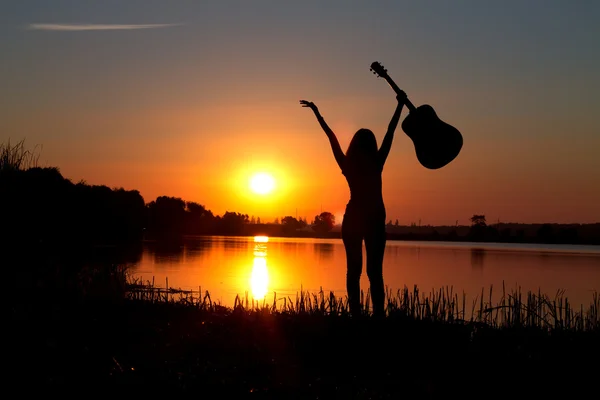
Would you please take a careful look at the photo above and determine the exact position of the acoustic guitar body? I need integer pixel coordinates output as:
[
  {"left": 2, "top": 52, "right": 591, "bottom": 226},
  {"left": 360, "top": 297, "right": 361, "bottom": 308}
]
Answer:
[{"left": 401, "top": 104, "right": 463, "bottom": 170}]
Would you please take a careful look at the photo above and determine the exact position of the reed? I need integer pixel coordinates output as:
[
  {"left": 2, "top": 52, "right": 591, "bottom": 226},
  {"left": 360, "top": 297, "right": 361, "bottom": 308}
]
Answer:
[
  {"left": 0, "top": 139, "right": 40, "bottom": 172},
  {"left": 124, "top": 277, "right": 599, "bottom": 332}
]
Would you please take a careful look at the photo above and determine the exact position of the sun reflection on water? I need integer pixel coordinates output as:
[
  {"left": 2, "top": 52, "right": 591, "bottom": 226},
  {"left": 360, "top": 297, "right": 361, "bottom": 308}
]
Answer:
[
  {"left": 250, "top": 236, "right": 270, "bottom": 299},
  {"left": 254, "top": 235, "right": 269, "bottom": 243}
]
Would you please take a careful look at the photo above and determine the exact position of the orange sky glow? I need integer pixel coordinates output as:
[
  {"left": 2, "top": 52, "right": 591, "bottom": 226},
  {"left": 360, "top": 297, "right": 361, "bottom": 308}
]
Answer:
[{"left": 1, "top": 2, "right": 599, "bottom": 225}]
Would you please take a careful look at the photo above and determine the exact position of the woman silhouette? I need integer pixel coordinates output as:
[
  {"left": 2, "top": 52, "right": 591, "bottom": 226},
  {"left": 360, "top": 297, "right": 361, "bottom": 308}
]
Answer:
[{"left": 300, "top": 93, "right": 406, "bottom": 318}]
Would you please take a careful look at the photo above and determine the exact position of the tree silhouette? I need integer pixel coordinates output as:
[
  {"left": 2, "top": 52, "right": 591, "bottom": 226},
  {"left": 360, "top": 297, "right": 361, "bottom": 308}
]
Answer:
[
  {"left": 470, "top": 215, "right": 487, "bottom": 227},
  {"left": 469, "top": 214, "right": 487, "bottom": 241},
  {"left": 185, "top": 201, "right": 214, "bottom": 234},
  {"left": 312, "top": 211, "right": 335, "bottom": 234},
  {"left": 537, "top": 224, "right": 554, "bottom": 243},
  {"left": 217, "top": 211, "right": 249, "bottom": 235},
  {"left": 281, "top": 216, "right": 302, "bottom": 234},
  {"left": 147, "top": 196, "right": 187, "bottom": 237},
  {"left": 4, "top": 137, "right": 597, "bottom": 247}
]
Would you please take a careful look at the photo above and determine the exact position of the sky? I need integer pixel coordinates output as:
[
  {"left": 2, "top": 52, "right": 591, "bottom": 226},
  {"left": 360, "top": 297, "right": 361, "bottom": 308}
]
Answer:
[{"left": 1, "top": 0, "right": 599, "bottom": 225}]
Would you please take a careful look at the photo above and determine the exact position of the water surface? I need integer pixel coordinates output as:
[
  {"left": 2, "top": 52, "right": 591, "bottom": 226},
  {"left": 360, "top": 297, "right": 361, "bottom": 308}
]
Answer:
[{"left": 128, "top": 236, "right": 600, "bottom": 309}]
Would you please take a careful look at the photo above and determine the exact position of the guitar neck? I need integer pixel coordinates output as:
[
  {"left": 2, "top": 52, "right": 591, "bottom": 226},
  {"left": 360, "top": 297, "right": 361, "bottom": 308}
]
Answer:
[{"left": 383, "top": 75, "right": 416, "bottom": 113}]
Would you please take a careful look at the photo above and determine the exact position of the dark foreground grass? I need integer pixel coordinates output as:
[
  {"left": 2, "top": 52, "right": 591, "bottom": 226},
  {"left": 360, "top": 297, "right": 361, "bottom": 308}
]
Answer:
[
  {"left": 8, "top": 295, "right": 600, "bottom": 398},
  {"left": 127, "top": 275, "right": 600, "bottom": 332},
  {"left": 7, "top": 266, "right": 600, "bottom": 398}
]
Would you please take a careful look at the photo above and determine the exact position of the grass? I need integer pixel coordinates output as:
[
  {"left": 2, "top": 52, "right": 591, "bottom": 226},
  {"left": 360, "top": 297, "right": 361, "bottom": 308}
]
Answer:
[
  {"left": 0, "top": 138, "right": 40, "bottom": 172},
  {"left": 8, "top": 263, "right": 600, "bottom": 397},
  {"left": 125, "top": 275, "right": 599, "bottom": 333},
  {"left": 4, "top": 139, "right": 598, "bottom": 395}
]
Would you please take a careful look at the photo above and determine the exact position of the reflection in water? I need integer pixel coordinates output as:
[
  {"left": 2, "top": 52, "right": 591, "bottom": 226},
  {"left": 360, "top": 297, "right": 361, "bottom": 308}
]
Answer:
[
  {"left": 251, "top": 257, "right": 269, "bottom": 299},
  {"left": 89, "top": 242, "right": 143, "bottom": 266},
  {"left": 471, "top": 248, "right": 486, "bottom": 269},
  {"left": 250, "top": 236, "right": 270, "bottom": 299},
  {"left": 148, "top": 241, "right": 184, "bottom": 265},
  {"left": 157, "top": 253, "right": 182, "bottom": 265},
  {"left": 184, "top": 238, "right": 213, "bottom": 259},
  {"left": 129, "top": 236, "right": 600, "bottom": 311},
  {"left": 314, "top": 242, "right": 334, "bottom": 259}
]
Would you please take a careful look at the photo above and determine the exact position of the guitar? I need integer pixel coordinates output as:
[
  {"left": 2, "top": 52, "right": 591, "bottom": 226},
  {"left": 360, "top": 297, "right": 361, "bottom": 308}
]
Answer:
[{"left": 370, "top": 61, "right": 463, "bottom": 170}]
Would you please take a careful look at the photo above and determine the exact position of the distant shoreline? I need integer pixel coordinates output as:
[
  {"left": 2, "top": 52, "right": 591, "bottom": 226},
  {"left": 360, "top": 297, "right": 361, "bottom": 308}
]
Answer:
[
  {"left": 3, "top": 164, "right": 599, "bottom": 248},
  {"left": 141, "top": 222, "right": 600, "bottom": 247},
  {"left": 171, "top": 235, "right": 600, "bottom": 250}
]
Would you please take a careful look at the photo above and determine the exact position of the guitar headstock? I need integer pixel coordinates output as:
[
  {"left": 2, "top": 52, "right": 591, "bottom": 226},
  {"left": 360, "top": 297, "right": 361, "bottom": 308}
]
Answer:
[{"left": 370, "top": 61, "right": 388, "bottom": 78}]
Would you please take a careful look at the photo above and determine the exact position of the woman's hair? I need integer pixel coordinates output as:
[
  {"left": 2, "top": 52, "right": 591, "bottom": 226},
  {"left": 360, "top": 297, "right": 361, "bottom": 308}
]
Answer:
[{"left": 345, "top": 128, "right": 378, "bottom": 169}]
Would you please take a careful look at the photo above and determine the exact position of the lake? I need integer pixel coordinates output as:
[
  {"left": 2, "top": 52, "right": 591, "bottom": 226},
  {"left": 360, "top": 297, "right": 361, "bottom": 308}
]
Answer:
[{"left": 128, "top": 235, "right": 600, "bottom": 311}]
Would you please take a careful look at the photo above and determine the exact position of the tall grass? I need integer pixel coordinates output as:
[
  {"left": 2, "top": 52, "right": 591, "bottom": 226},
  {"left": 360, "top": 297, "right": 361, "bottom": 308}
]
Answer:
[
  {"left": 125, "top": 276, "right": 599, "bottom": 332},
  {"left": 77, "top": 263, "right": 129, "bottom": 300},
  {"left": 0, "top": 138, "right": 41, "bottom": 172}
]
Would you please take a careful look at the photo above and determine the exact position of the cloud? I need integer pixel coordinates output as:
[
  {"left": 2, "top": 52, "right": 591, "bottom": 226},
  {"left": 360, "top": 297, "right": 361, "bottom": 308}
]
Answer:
[{"left": 27, "top": 23, "right": 183, "bottom": 31}]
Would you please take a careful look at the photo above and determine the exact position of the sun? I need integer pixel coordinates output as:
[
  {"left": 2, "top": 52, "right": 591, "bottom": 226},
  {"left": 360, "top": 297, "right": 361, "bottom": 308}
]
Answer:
[{"left": 249, "top": 172, "right": 275, "bottom": 195}]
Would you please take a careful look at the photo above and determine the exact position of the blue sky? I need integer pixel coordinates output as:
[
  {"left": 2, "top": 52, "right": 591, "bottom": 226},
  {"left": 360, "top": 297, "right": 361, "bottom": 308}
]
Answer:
[{"left": 1, "top": 1, "right": 599, "bottom": 223}]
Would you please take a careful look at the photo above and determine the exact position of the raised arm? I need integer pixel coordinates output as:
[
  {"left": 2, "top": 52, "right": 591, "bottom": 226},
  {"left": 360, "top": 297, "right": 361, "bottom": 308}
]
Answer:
[
  {"left": 299, "top": 100, "right": 345, "bottom": 170},
  {"left": 378, "top": 92, "right": 407, "bottom": 167}
]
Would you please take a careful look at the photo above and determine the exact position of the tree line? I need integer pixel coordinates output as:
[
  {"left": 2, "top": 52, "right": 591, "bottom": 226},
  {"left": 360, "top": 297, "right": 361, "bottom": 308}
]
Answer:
[
  {"left": 1, "top": 161, "right": 339, "bottom": 246},
  {"left": 1, "top": 139, "right": 598, "bottom": 247},
  {"left": 382, "top": 215, "right": 597, "bottom": 244}
]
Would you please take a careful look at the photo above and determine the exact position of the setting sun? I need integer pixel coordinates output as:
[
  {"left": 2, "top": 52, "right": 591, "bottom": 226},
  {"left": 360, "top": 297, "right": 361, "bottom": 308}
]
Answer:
[{"left": 249, "top": 173, "right": 275, "bottom": 195}]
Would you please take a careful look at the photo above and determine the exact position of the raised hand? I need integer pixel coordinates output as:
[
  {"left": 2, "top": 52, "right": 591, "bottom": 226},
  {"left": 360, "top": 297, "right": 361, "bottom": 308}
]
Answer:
[
  {"left": 396, "top": 90, "right": 407, "bottom": 103},
  {"left": 299, "top": 100, "right": 318, "bottom": 112}
]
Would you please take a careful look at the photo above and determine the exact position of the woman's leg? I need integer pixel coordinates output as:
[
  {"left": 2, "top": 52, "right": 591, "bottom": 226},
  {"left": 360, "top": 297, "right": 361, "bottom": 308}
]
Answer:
[
  {"left": 342, "top": 216, "right": 363, "bottom": 317},
  {"left": 365, "top": 220, "right": 386, "bottom": 317}
]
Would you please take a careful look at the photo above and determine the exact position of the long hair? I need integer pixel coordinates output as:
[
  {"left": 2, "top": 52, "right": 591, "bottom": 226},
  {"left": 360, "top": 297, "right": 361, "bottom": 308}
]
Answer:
[{"left": 345, "top": 128, "right": 378, "bottom": 171}]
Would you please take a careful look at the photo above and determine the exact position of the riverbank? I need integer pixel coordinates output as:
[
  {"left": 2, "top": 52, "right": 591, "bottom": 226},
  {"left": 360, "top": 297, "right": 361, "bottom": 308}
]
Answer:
[
  {"left": 8, "top": 284, "right": 600, "bottom": 398},
  {"left": 6, "top": 243, "right": 599, "bottom": 397}
]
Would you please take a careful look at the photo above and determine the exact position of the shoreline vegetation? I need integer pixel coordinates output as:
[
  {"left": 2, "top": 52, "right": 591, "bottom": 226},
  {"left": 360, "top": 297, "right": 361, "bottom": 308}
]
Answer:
[
  {"left": 8, "top": 261, "right": 600, "bottom": 396},
  {"left": 4, "top": 140, "right": 600, "bottom": 396},
  {"left": 127, "top": 275, "right": 599, "bottom": 332},
  {"left": 2, "top": 139, "right": 600, "bottom": 249}
]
